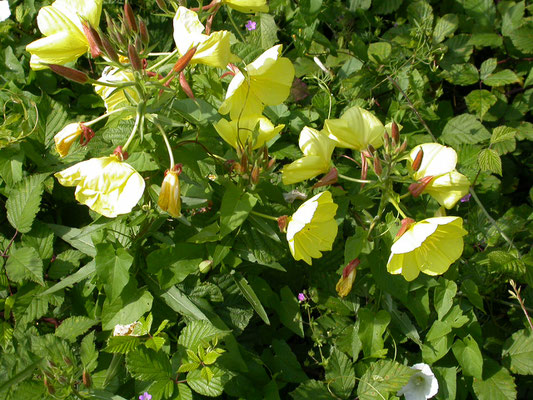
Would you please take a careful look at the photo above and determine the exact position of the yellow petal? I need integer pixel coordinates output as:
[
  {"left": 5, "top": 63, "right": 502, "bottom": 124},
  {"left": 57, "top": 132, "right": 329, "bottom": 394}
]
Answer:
[
  {"left": 425, "top": 170, "right": 470, "bottom": 209},
  {"left": 27, "top": 31, "right": 88, "bottom": 70},
  {"left": 94, "top": 67, "right": 138, "bottom": 113},
  {"left": 222, "top": 0, "right": 269, "bottom": 13},
  {"left": 52, "top": 0, "right": 102, "bottom": 30},
  {"left": 54, "top": 122, "right": 82, "bottom": 157},
  {"left": 158, "top": 170, "right": 181, "bottom": 217},
  {"left": 409, "top": 143, "right": 457, "bottom": 180},
  {"left": 213, "top": 115, "right": 283, "bottom": 149}
]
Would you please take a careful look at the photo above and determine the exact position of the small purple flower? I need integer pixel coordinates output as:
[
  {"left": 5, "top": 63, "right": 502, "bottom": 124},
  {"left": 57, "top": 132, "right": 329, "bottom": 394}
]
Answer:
[
  {"left": 245, "top": 20, "right": 257, "bottom": 31},
  {"left": 460, "top": 193, "right": 472, "bottom": 203},
  {"left": 297, "top": 293, "right": 306, "bottom": 302},
  {"left": 139, "top": 393, "right": 152, "bottom": 400}
]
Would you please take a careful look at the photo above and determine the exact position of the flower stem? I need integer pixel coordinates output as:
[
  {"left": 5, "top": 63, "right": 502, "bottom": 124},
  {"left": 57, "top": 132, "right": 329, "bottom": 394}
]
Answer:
[
  {"left": 84, "top": 107, "right": 130, "bottom": 127},
  {"left": 250, "top": 210, "right": 279, "bottom": 222},
  {"left": 338, "top": 173, "right": 372, "bottom": 184},
  {"left": 387, "top": 193, "right": 408, "bottom": 219},
  {"left": 227, "top": 8, "right": 246, "bottom": 42},
  {"left": 123, "top": 110, "right": 143, "bottom": 152},
  {"left": 147, "top": 49, "right": 179, "bottom": 72},
  {"left": 155, "top": 122, "right": 175, "bottom": 169}
]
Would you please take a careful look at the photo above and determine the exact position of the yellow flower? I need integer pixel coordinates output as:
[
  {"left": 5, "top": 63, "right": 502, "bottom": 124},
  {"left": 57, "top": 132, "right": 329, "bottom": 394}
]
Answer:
[
  {"left": 213, "top": 115, "right": 283, "bottom": 150},
  {"left": 26, "top": 0, "right": 102, "bottom": 70},
  {"left": 220, "top": 0, "right": 269, "bottom": 13},
  {"left": 54, "top": 123, "right": 82, "bottom": 157},
  {"left": 282, "top": 127, "right": 335, "bottom": 185},
  {"left": 219, "top": 45, "right": 295, "bottom": 119},
  {"left": 94, "top": 67, "right": 139, "bottom": 113},
  {"left": 409, "top": 143, "right": 470, "bottom": 209},
  {"left": 286, "top": 191, "right": 338, "bottom": 265},
  {"left": 336, "top": 259, "right": 359, "bottom": 297},
  {"left": 55, "top": 155, "right": 145, "bottom": 218},
  {"left": 324, "top": 106, "right": 384, "bottom": 150},
  {"left": 387, "top": 217, "right": 467, "bottom": 281},
  {"left": 158, "top": 168, "right": 181, "bottom": 218},
  {"left": 173, "top": 7, "right": 231, "bottom": 69}
]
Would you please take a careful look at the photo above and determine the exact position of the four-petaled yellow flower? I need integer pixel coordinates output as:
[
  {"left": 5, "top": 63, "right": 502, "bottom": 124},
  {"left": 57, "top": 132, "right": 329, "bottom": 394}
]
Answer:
[
  {"left": 173, "top": 7, "right": 231, "bottom": 69},
  {"left": 55, "top": 155, "right": 145, "bottom": 218},
  {"left": 387, "top": 217, "right": 467, "bottom": 281},
  {"left": 286, "top": 191, "right": 338, "bottom": 265},
  {"left": 54, "top": 123, "right": 82, "bottom": 157},
  {"left": 94, "top": 67, "right": 139, "bottom": 113},
  {"left": 219, "top": 44, "right": 295, "bottom": 119},
  {"left": 213, "top": 115, "right": 284, "bottom": 150},
  {"left": 220, "top": 0, "right": 269, "bottom": 13},
  {"left": 409, "top": 143, "right": 470, "bottom": 209},
  {"left": 282, "top": 127, "right": 335, "bottom": 185},
  {"left": 158, "top": 167, "right": 182, "bottom": 218},
  {"left": 324, "top": 106, "right": 384, "bottom": 150},
  {"left": 26, "top": 0, "right": 102, "bottom": 70}
]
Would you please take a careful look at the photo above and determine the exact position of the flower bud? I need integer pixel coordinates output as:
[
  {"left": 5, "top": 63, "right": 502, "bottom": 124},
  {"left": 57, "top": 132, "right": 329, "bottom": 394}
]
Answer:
[
  {"left": 336, "top": 259, "right": 360, "bottom": 298},
  {"left": 48, "top": 65, "right": 89, "bottom": 84},
  {"left": 408, "top": 175, "right": 434, "bottom": 197},
  {"left": 128, "top": 44, "right": 142, "bottom": 71},
  {"left": 158, "top": 165, "right": 182, "bottom": 218},
  {"left": 155, "top": 0, "right": 168, "bottom": 12},
  {"left": 360, "top": 153, "right": 368, "bottom": 187},
  {"left": 277, "top": 215, "right": 289, "bottom": 233},
  {"left": 173, "top": 47, "right": 197, "bottom": 73},
  {"left": 251, "top": 166, "right": 261, "bottom": 184},
  {"left": 179, "top": 72, "right": 195, "bottom": 100},
  {"left": 82, "top": 370, "right": 92, "bottom": 388},
  {"left": 396, "top": 218, "right": 415, "bottom": 238},
  {"left": 199, "top": 260, "right": 213, "bottom": 274},
  {"left": 398, "top": 139, "right": 408, "bottom": 154},
  {"left": 411, "top": 148, "right": 424, "bottom": 172},
  {"left": 44, "top": 377, "right": 55, "bottom": 395},
  {"left": 313, "top": 167, "right": 338, "bottom": 188},
  {"left": 54, "top": 123, "right": 82, "bottom": 157},
  {"left": 124, "top": 2, "right": 137, "bottom": 33},
  {"left": 391, "top": 121, "right": 399, "bottom": 145},
  {"left": 367, "top": 144, "right": 376, "bottom": 155},
  {"left": 139, "top": 20, "right": 149, "bottom": 45},
  {"left": 373, "top": 156, "right": 382, "bottom": 176},
  {"left": 100, "top": 34, "right": 119, "bottom": 63},
  {"left": 82, "top": 23, "right": 103, "bottom": 58}
]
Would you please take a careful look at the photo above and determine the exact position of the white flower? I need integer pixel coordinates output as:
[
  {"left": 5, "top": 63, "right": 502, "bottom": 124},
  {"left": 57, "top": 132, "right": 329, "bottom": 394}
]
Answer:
[
  {"left": 0, "top": 1, "right": 10, "bottom": 22},
  {"left": 398, "top": 363, "right": 438, "bottom": 400}
]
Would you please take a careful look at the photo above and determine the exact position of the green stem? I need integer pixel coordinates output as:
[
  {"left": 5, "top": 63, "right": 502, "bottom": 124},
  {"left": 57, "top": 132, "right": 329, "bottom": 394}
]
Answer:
[
  {"left": 147, "top": 49, "right": 179, "bottom": 72},
  {"left": 250, "top": 210, "right": 279, "bottom": 222},
  {"left": 227, "top": 8, "right": 246, "bottom": 42},
  {"left": 123, "top": 111, "right": 143, "bottom": 152},
  {"left": 387, "top": 193, "right": 408, "bottom": 219},
  {"left": 155, "top": 122, "right": 175, "bottom": 169},
  {"left": 338, "top": 173, "right": 372, "bottom": 184},
  {"left": 88, "top": 79, "right": 137, "bottom": 89},
  {"left": 84, "top": 107, "right": 130, "bottom": 127}
]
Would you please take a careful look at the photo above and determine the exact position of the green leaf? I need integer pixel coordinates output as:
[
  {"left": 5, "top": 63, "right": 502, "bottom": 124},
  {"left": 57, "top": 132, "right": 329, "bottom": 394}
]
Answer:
[
  {"left": 358, "top": 308, "right": 390, "bottom": 358},
  {"left": 5, "top": 246, "right": 44, "bottom": 285},
  {"left": 434, "top": 366, "right": 457, "bottom": 400},
  {"left": 441, "top": 63, "right": 478, "bottom": 86},
  {"left": 47, "top": 223, "right": 98, "bottom": 256},
  {"left": 55, "top": 316, "right": 98, "bottom": 341},
  {"left": 146, "top": 244, "right": 203, "bottom": 289},
  {"left": 383, "top": 294, "right": 421, "bottom": 346},
  {"left": 483, "top": 70, "right": 520, "bottom": 87},
  {"left": 81, "top": 331, "right": 98, "bottom": 372},
  {"left": 187, "top": 366, "right": 227, "bottom": 397},
  {"left": 490, "top": 126, "right": 516, "bottom": 155},
  {"left": 95, "top": 244, "right": 133, "bottom": 301},
  {"left": 422, "top": 333, "right": 453, "bottom": 363},
  {"left": 472, "top": 359, "right": 516, "bottom": 400},
  {"left": 290, "top": 380, "right": 332, "bottom": 399},
  {"left": 233, "top": 273, "right": 270, "bottom": 325},
  {"left": 348, "top": 0, "right": 371, "bottom": 11},
  {"left": 0, "top": 145, "right": 24, "bottom": 186},
  {"left": 479, "top": 58, "right": 497, "bottom": 80},
  {"left": 219, "top": 184, "right": 258, "bottom": 237},
  {"left": 258, "top": 13, "right": 278, "bottom": 49},
  {"left": 271, "top": 339, "right": 308, "bottom": 383},
  {"left": 465, "top": 90, "right": 497, "bottom": 120},
  {"left": 357, "top": 359, "right": 414, "bottom": 400},
  {"left": 178, "top": 320, "right": 227, "bottom": 350},
  {"left": 101, "top": 288, "right": 153, "bottom": 331},
  {"left": 441, "top": 114, "right": 491, "bottom": 146},
  {"left": 373, "top": 0, "right": 403, "bottom": 14},
  {"left": 509, "top": 24, "right": 533, "bottom": 54},
  {"left": 278, "top": 286, "right": 304, "bottom": 337},
  {"left": 434, "top": 279, "right": 457, "bottom": 320},
  {"left": 40, "top": 260, "right": 96, "bottom": 296},
  {"left": 502, "top": 329, "right": 533, "bottom": 375},
  {"left": 367, "top": 42, "right": 391, "bottom": 64},
  {"left": 433, "top": 14, "right": 458, "bottom": 43},
  {"left": 501, "top": 1, "right": 525, "bottom": 37},
  {"left": 478, "top": 148, "right": 502, "bottom": 176},
  {"left": 104, "top": 336, "right": 141, "bottom": 354},
  {"left": 461, "top": 280, "right": 485, "bottom": 312},
  {"left": 126, "top": 347, "right": 172, "bottom": 381},
  {"left": 325, "top": 348, "right": 355, "bottom": 398},
  {"left": 426, "top": 320, "right": 452, "bottom": 342},
  {"left": 452, "top": 335, "right": 483, "bottom": 378},
  {"left": 171, "top": 98, "right": 219, "bottom": 126},
  {"left": 487, "top": 251, "right": 525, "bottom": 276},
  {"left": 6, "top": 174, "right": 48, "bottom": 233}
]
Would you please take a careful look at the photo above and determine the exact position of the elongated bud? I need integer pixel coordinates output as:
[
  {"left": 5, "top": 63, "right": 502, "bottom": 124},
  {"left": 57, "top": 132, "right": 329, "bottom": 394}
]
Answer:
[
  {"left": 383, "top": 131, "right": 390, "bottom": 153},
  {"left": 336, "top": 259, "right": 360, "bottom": 298},
  {"left": 391, "top": 121, "right": 399, "bottom": 145},
  {"left": 128, "top": 44, "right": 142, "bottom": 71},
  {"left": 199, "top": 260, "right": 213, "bottom": 274},
  {"left": 44, "top": 377, "right": 55, "bottom": 395},
  {"left": 408, "top": 175, "right": 434, "bottom": 197},
  {"left": 139, "top": 20, "right": 149, "bottom": 45},
  {"left": 173, "top": 47, "right": 197, "bottom": 73},
  {"left": 179, "top": 72, "right": 195, "bottom": 99},
  {"left": 361, "top": 153, "right": 368, "bottom": 187},
  {"left": 411, "top": 148, "right": 424, "bottom": 172},
  {"left": 82, "top": 23, "right": 102, "bottom": 58},
  {"left": 267, "top": 158, "right": 276, "bottom": 170},
  {"left": 277, "top": 215, "right": 289, "bottom": 233},
  {"left": 105, "top": 10, "right": 115, "bottom": 31},
  {"left": 100, "top": 34, "right": 119, "bottom": 63},
  {"left": 80, "top": 124, "right": 95, "bottom": 146},
  {"left": 124, "top": 2, "right": 137, "bottom": 32},
  {"left": 367, "top": 144, "right": 376, "bottom": 155},
  {"left": 251, "top": 166, "right": 260, "bottom": 184},
  {"left": 82, "top": 370, "right": 92, "bottom": 388},
  {"left": 396, "top": 218, "right": 415, "bottom": 238},
  {"left": 373, "top": 156, "right": 382, "bottom": 175},
  {"left": 114, "top": 30, "right": 126, "bottom": 47},
  {"left": 313, "top": 167, "right": 338, "bottom": 188},
  {"left": 398, "top": 139, "right": 408, "bottom": 154},
  {"left": 63, "top": 357, "right": 72, "bottom": 366},
  {"left": 240, "top": 152, "right": 248, "bottom": 174},
  {"left": 48, "top": 64, "right": 89, "bottom": 83},
  {"left": 134, "top": 35, "right": 143, "bottom": 54},
  {"left": 155, "top": 0, "right": 168, "bottom": 11}
]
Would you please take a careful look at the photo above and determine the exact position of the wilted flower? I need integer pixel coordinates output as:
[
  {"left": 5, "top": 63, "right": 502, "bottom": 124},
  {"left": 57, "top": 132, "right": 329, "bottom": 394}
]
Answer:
[
  {"left": 387, "top": 217, "right": 467, "bottom": 281},
  {"left": 55, "top": 155, "right": 145, "bottom": 218},
  {"left": 286, "top": 191, "right": 338, "bottom": 265},
  {"left": 336, "top": 259, "right": 360, "bottom": 297},
  {"left": 397, "top": 363, "right": 438, "bottom": 400},
  {"left": 94, "top": 67, "right": 139, "bottom": 113},
  {"left": 0, "top": 1, "right": 11, "bottom": 22},
  {"left": 138, "top": 392, "right": 152, "bottom": 400},
  {"left": 26, "top": 0, "right": 103, "bottom": 70},
  {"left": 324, "top": 106, "right": 385, "bottom": 151},
  {"left": 173, "top": 7, "right": 231, "bottom": 69},
  {"left": 282, "top": 127, "right": 335, "bottom": 185},
  {"left": 221, "top": 0, "right": 269, "bottom": 13},
  {"left": 213, "top": 116, "right": 284, "bottom": 150},
  {"left": 408, "top": 143, "right": 470, "bottom": 209},
  {"left": 113, "top": 321, "right": 140, "bottom": 337},
  {"left": 219, "top": 45, "right": 295, "bottom": 119},
  {"left": 158, "top": 166, "right": 181, "bottom": 218}
]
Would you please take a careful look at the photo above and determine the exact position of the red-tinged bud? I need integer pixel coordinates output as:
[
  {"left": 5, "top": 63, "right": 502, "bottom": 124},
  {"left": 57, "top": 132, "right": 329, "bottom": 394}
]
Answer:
[
  {"left": 411, "top": 148, "right": 424, "bottom": 171},
  {"left": 313, "top": 167, "right": 338, "bottom": 188},
  {"left": 155, "top": 0, "right": 168, "bottom": 12},
  {"left": 63, "top": 357, "right": 72, "bottom": 366},
  {"left": 361, "top": 153, "right": 368, "bottom": 188},
  {"left": 383, "top": 132, "right": 390, "bottom": 153},
  {"left": 105, "top": 10, "right": 114, "bottom": 31},
  {"left": 114, "top": 30, "right": 126, "bottom": 47},
  {"left": 367, "top": 144, "right": 376, "bottom": 155},
  {"left": 408, "top": 175, "right": 434, "bottom": 197},
  {"left": 336, "top": 259, "right": 360, "bottom": 297},
  {"left": 139, "top": 20, "right": 149, "bottom": 45},
  {"left": 179, "top": 72, "right": 195, "bottom": 100},
  {"left": 82, "top": 370, "right": 92, "bottom": 388},
  {"left": 44, "top": 377, "right": 55, "bottom": 395},
  {"left": 251, "top": 166, "right": 261, "bottom": 184},
  {"left": 128, "top": 44, "right": 142, "bottom": 71},
  {"left": 100, "top": 34, "right": 119, "bottom": 63},
  {"left": 391, "top": 121, "right": 399, "bottom": 145},
  {"left": 277, "top": 215, "right": 289, "bottom": 233},
  {"left": 373, "top": 156, "right": 382, "bottom": 176},
  {"left": 398, "top": 139, "right": 408, "bottom": 154},
  {"left": 240, "top": 152, "right": 248, "bottom": 174},
  {"left": 173, "top": 47, "right": 197, "bottom": 73},
  {"left": 124, "top": 2, "right": 137, "bottom": 32},
  {"left": 113, "top": 146, "right": 129, "bottom": 161},
  {"left": 82, "top": 23, "right": 102, "bottom": 58},
  {"left": 79, "top": 124, "right": 95, "bottom": 146},
  {"left": 48, "top": 64, "right": 89, "bottom": 84},
  {"left": 396, "top": 218, "right": 415, "bottom": 238},
  {"left": 361, "top": 149, "right": 372, "bottom": 159},
  {"left": 267, "top": 158, "right": 276, "bottom": 170},
  {"left": 134, "top": 35, "right": 143, "bottom": 54}
]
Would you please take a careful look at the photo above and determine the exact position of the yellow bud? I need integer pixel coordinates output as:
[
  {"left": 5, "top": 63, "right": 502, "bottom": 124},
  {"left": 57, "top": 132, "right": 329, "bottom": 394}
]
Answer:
[
  {"left": 158, "top": 168, "right": 181, "bottom": 218},
  {"left": 54, "top": 123, "right": 82, "bottom": 157}
]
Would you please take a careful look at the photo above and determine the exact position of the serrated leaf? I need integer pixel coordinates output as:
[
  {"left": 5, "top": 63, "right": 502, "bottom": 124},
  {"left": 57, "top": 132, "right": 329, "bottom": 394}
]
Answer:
[
  {"left": 95, "top": 244, "right": 133, "bottom": 301},
  {"left": 233, "top": 273, "right": 270, "bottom": 325},
  {"left": 441, "top": 114, "right": 491, "bottom": 146},
  {"left": 101, "top": 288, "right": 153, "bottom": 331},
  {"left": 483, "top": 70, "right": 520, "bottom": 87},
  {"left": 325, "top": 348, "right": 355, "bottom": 398},
  {"left": 187, "top": 366, "right": 226, "bottom": 397},
  {"left": 478, "top": 148, "right": 502, "bottom": 175},
  {"left": 104, "top": 336, "right": 141, "bottom": 354},
  {"left": 480, "top": 58, "right": 497, "bottom": 80},
  {"left": 502, "top": 2, "right": 525, "bottom": 37},
  {"left": 358, "top": 308, "right": 390, "bottom": 358},
  {"left": 452, "top": 335, "right": 483, "bottom": 378},
  {"left": 472, "top": 359, "right": 516, "bottom": 400},
  {"left": 491, "top": 126, "right": 516, "bottom": 155},
  {"left": 465, "top": 90, "right": 497, "bottom": 120},
  {"left": 259, "top": 13, "right": 278, "bottom": 49},
  {"left": 126, "top": 347, "right": 172, "bottom": 381},
  {"left": 502, "top": 329, "right": 533, "bottom": 375},
  {"left": 219, "top": 184, "right": 258, "bottom": 237},
  {"left": 441, "top": 63, "right": 479, "bottom": 85},
  {"left": 81, "top": 331, "right": 98, "bottom": 372},
  {"left": 44, "top": 99, "right": 68, "bottom": 148},
  {"left": 55, "top": 316, "right": 98, "bottom": 341},
  {"left": 433, "top": 14, "right": 458, "bottom": 43},
  {"left": 509, "top": 25, "right": 533, "bottom": 54},
  {"left": 178, "top": 320, "right": 227, "bottom": 350},
  {"left": 357, "top": 360, "right": 415, "bottom": 400},
  {"left": 40, "top": 260, "right": 96, "bottom": 296},
  {"left": 5, "top": 246, "right": 44, "bottom": 285},
  {"left": 6, "top": 174, "right": 48, "bottom": 233}
]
